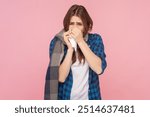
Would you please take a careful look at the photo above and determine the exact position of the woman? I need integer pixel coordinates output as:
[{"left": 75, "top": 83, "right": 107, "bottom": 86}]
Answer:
[{"left": 44, "top": 4, "right": 107, "bottom": 100}]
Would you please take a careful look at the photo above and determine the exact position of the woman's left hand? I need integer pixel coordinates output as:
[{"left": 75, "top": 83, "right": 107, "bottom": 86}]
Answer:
[{"left": 69, "top": 27, "right": 84, "bottom": 43}]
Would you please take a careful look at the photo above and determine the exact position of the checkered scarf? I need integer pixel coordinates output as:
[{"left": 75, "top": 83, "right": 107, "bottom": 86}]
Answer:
[
  {"left": 44, "top": 29, "right": 88, "bottom": 100},
  {"left": 44, "top": 29, "right": 65, "bottom": 100}
]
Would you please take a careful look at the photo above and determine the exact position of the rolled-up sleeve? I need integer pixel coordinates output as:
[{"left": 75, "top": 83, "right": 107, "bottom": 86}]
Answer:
[{"left": 93, "top": 34, "right": 107, "bottom": 75}]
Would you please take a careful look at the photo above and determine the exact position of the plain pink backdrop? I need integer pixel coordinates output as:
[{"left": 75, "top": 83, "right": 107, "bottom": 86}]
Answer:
[{"left": 0, "top": 0, "right": 150, "bottom": 99}]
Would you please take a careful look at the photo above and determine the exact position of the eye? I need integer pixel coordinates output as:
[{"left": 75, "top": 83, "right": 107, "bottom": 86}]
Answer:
[
  {"left": 77, "top": 22, "right": 83, "bottom": 26},
  {"left": 69, "top": 22, "right": 74, "bottom": 25}
]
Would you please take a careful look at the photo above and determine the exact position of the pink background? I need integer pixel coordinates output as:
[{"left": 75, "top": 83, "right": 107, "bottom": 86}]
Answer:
[{"left": 0, "top": 0, "right": 150, "bottom": 100}]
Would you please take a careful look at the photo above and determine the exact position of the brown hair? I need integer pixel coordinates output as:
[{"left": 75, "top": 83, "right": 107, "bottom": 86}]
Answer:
[{"left": 63, "top": 4, "right": 93, "bottom": 64}]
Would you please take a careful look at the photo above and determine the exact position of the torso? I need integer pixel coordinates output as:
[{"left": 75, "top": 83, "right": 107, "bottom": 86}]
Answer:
[{"left": 70, "top": 52, "right": 89, "bottom": 100}]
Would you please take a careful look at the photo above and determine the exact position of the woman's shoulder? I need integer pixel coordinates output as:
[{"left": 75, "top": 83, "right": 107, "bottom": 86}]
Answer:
[
  {"left": 88, "top": 33, "right": 101, "bottom": 37},
  {"left": 49, "top": 36, "right": 59, "bottom": 51},
  {"left": 88, "top": 33, "right": 103, "bottom": 42},
  {"left": 49, "top": 36, "right": 59, "bottom": 46}
]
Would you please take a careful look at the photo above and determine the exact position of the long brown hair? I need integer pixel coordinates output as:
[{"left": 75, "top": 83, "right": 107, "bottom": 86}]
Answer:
[{"left": 63, "top": 4, "right": 93, "bottom": 64}]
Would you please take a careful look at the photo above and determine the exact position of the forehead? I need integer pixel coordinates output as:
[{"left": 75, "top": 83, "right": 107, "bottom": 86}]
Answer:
[{"left": 70, "top": 16, "right": 83, "bottom": 23}]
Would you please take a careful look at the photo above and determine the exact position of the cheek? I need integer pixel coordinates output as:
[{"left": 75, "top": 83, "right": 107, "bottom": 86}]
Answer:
[
  {"left": 80, "top": 26, "right": 84, "bottom": 33},
  {"left": 69, "top": 25, "right": 73, "bottom": 30},
  {"left": 77, "top": 26, "right": 84, "bottom": 31}
]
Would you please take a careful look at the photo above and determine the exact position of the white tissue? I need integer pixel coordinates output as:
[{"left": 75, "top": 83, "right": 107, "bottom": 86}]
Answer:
[{"left": 69, "top": 37, "right": 77, "bottom": 51}]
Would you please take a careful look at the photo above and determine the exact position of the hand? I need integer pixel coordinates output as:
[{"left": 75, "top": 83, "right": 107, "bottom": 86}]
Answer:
[
  {"left": 63, "top": 31, "right": 73, "bottom": 50},
  {"left": 69, "top": 27, "right": 84, "bottom": 43}
]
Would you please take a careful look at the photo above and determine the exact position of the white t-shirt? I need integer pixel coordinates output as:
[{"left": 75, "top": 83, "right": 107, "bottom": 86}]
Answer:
[{"left": 70, "top": 52, "right": 89, "bottom": 100}]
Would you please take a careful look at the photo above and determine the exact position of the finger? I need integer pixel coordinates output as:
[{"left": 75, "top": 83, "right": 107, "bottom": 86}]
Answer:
[
  {"left": 66, "top": 38, "right": 72, "bottom": 46},
  {"left": 69, "top": 29, "right": 73, "bottom": 35},
  {"left": 72, "top": 28, "right": 80, "bottom": 35},
  {"left": 70, "top": 33, "right": 76, "bottom": 39},
  {"left": 64, "top": 32, "right": 70, "bottom": 37}
]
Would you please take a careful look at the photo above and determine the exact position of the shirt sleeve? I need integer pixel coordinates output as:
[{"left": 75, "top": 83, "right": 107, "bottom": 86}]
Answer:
[{"left": 93, "top": 34, "right": 107, "bottom": 75}]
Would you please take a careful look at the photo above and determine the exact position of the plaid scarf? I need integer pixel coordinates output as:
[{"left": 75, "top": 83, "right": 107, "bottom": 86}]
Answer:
[{"left": 44, "top": 29, "right": 88, "bottom": 100}]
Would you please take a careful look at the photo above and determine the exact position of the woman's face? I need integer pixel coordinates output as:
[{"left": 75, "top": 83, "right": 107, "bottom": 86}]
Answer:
[{"left": 69, "top": 16, "right": 84, "bottom": 33}]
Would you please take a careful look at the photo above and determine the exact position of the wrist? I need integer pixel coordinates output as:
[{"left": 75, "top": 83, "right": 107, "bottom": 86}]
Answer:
[
  {"left": 67, "top": 48, "right": 74, "bottom": 53},
  {"left": 77, "top": 39, "right": 84, "bottom": 45}
]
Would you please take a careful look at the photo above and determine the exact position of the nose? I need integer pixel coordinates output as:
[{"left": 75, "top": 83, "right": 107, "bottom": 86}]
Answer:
[
  {"left": 69, "top": 23, "right": 79, "bottom": 30},
  {"left": 72, "top": 24, "right": 77, "bottom": 28}
]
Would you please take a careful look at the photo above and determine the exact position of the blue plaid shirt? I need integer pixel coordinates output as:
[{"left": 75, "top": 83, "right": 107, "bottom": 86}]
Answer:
[{"left": 49, "top": 33, "right": 107, "bottom": 100}]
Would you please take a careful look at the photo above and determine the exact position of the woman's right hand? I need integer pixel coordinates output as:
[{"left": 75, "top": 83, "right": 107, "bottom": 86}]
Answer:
[{"left": 63, "top": 31, "right": 73, "bottom": 50}]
